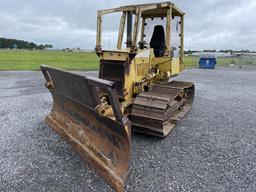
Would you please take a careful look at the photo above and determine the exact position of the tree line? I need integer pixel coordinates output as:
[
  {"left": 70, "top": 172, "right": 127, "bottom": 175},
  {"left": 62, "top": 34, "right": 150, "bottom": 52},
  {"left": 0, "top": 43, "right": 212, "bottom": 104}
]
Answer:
[
  {"left": 0, "top": 38, "right": 53, "bottom": 50},
  {"left": 185, "top": 49, "right": 256, "bottom": 54}
]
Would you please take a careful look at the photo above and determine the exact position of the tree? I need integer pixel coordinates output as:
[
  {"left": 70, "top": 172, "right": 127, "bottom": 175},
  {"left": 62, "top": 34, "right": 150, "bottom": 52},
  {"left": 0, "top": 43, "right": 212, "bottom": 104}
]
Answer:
[
  {"left": 203, "top": 49, "right": 216, "bottom": 52},
  {"left": 0, "top": 38, "right": 53, "bottom": 50},
  {"left": 45, "top": 44, "right": 53, "bottom": 49},
  {"left": 38, "top": 44, "right": 45, "bottom": 50}
]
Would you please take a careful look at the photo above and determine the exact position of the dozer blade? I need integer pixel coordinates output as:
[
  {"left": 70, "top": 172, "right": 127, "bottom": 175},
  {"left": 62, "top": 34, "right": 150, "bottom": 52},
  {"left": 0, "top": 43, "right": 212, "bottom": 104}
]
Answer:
[
  {"left": 41, "top": 65, "right": 131, "bottom": 192},
  {"left": 130, "top": 81, "right": 195, "bottom": 137}
]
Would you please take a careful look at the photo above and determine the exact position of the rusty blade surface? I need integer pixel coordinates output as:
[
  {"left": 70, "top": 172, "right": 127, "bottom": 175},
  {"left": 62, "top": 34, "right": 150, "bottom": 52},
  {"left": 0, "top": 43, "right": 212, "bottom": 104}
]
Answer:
[{"left": 41, "top": 65, "right": 131, "bottom": 192}]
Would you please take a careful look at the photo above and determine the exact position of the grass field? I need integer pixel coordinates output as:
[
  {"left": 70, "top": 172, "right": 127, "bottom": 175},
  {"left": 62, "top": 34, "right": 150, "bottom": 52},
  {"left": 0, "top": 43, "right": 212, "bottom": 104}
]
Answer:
[
  {"left": 0, "top": 50, "right": 99, "bottom": 71},
  {"left": 0, "top": 49, "right": 255, "bottom": 70},
  {"left": 185, "top": 55, "right": 256, "bottom": 67}
]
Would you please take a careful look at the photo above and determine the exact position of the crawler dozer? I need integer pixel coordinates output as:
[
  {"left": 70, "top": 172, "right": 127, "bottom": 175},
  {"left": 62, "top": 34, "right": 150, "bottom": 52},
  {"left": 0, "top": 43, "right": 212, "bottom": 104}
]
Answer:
[{"left": 41, "top": 2, "right": 194, "bottom": 192}]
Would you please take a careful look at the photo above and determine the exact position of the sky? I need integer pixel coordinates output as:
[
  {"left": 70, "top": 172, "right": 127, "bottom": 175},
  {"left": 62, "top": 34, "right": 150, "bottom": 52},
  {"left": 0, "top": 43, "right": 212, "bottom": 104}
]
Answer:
[{"left": 0, "top": 0, "right": 256, "bottom": 50}]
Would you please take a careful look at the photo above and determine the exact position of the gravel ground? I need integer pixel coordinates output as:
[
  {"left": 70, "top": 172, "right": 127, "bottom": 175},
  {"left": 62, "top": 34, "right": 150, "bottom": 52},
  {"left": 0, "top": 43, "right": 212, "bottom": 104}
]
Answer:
[{"left": 1, "top": 67, "right": 256, "bottom": 192}]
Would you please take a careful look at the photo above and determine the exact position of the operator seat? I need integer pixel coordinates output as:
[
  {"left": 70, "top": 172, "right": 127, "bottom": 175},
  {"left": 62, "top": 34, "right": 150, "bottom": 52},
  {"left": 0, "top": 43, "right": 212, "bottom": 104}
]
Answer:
[{"left": 150, "top": 25, "right": 166, "bottom": 57}]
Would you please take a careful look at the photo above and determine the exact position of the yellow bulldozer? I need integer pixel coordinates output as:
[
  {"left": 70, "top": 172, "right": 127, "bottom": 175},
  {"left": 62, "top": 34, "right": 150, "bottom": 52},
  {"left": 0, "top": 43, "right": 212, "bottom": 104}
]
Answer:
[{"left": 41, "top": 2, "right": 195, "bottom": 192}]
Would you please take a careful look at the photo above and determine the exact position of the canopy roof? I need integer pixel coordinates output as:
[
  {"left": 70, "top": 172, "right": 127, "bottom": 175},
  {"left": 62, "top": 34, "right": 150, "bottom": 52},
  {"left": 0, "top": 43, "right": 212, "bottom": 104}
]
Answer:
[{"left": 98, "top": 2, "right": 184, "bottom": 18}]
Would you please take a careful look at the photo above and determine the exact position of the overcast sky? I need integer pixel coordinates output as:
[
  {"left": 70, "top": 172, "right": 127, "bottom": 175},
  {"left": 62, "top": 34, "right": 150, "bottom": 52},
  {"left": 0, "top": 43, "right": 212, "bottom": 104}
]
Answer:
[{"left": 0, "top": 0, "right": 255, "bottom": 50}]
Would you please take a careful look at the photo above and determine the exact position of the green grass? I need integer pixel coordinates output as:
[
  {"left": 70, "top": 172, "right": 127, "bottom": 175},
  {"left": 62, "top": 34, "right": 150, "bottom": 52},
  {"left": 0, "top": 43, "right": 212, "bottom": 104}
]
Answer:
[
  {"left": 184, "top": 56, "right": 195, "bottom": 67},
  {"left": 0, "top": 49, "right": 255, "bottom": 70},
  {"left": 0, "top": 49, "right": 99, "bottom": 71}
]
